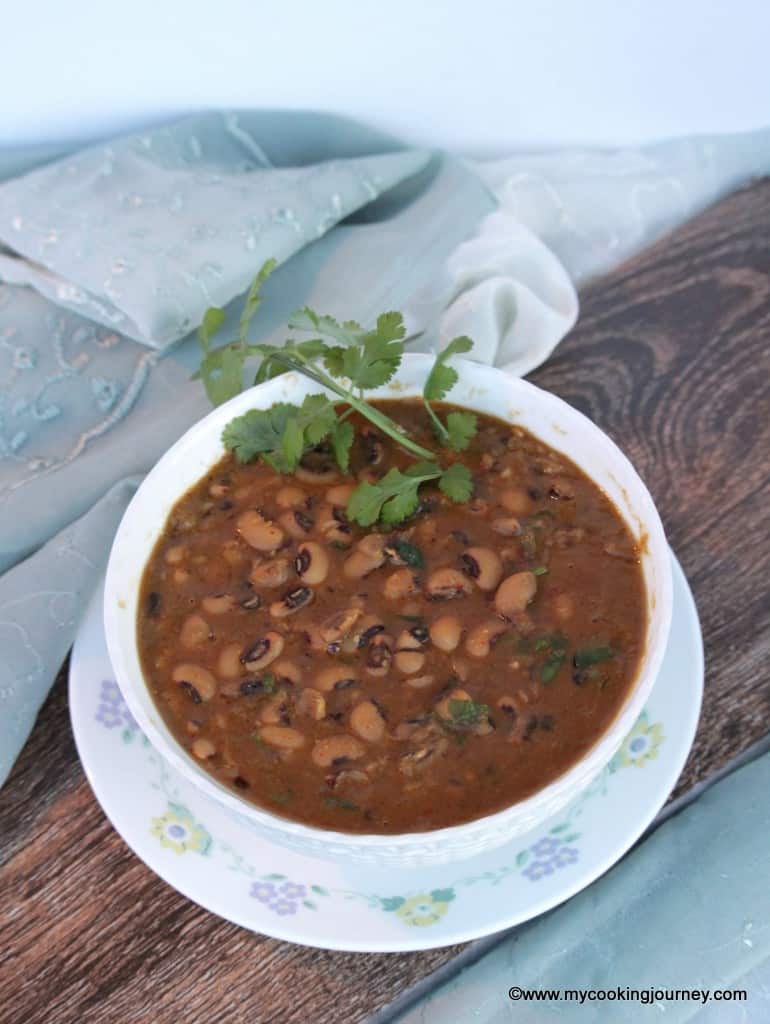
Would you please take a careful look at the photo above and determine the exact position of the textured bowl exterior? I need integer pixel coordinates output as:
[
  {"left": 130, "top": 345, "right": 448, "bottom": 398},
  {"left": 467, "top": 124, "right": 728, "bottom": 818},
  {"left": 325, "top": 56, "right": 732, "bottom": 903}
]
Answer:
[{"left": 105, "top": 355, "right": 673, "bottom": 867}]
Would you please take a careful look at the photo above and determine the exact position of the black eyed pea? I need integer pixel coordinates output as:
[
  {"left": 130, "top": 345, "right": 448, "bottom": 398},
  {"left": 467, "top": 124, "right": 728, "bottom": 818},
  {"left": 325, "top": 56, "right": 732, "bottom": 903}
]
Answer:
[
  {"left": 260, "top": 692, "right": 290, "bottom": 724},
  {"left": 494, "top": 571, "right": 537, "bottom": 619},
  {"left": 250, "top": 558, "right": 292, "bottom": 589},
  {"left": 275, "top": 485, "right": 307, "bottom": 508},
  {"left": 201, "top": 594, "right": 235, "bottom": 615},
  {"left": 294, "top": 463, "right": 339, "bottom": 485},
  {"left": 192, "top": 737, "right": 216, "bottom": 759},
  {"left": 218, "top": 642, "right": 244, "bottom": 679},
  {"left": 395, "top": 650, "right": 426, "bottom": 675},
  {"left": 180, "top": 613, "right": 211, "bottom": 648},
  {"left": 172, "top": 663, "right": 217, "bottom": 702},
  {"left": 491, "top": 516, "right": 521, "bottom": 536},
  {"left": 365, "top": 633, "right": 394, "bottom": 676},
  {"left": 273, "top": 659, "right": 302, "bottom": 685},
  {"left": 404, "top": 673, "right": 436, "bottom": 690},
  {"left": 295, "top": 541, "right": 329, "bottom": 585},
  {"left": 311, "top": 734, "right": 366, "bottom": 768},
  {"left": 279, "top": 509, "right": 315, "bottom": 540},
  {"left": 497, "top": 695, "right": 518, "bottom": 715},
  {"left": 269, "top": 586, "right": 314, "bottom": 618},
  {"left": 460, "top": 547, "right": 504, "bottom": 592},
  {"left": 500, "top": 488, "right": 534, "bottom": 515},
  {"left": 383, "top": 568, "right": 420, "bottom": 601},
  {"left": 240, "top": 631, "right": 284, "bottom": 671},
  {"left": 396, "top": 627, "right": 427, "bottom": 652},
  {"left": 465, "top": 620, "right": 509, "bottom": 658},
  {"left": 425, "top": 568, "right": 473, "bottom": 601},
  {"left": 316, "top": 503, "right": 353, "bottom": 549},
  {"left": 343, "top": 534, "right": 386, "bottom": 579},
  {"left": 429, "top": 615, "right": 463, "bottom": 652},
  {"left": 350, "top": 700, "right": 386, "bottom": 742},
  {"left": 260, "top": 725, "right": 306, "bottom": 750},
  {"left": 237, "top": 509, "right": 285, "bottom": 552},
  {"left": 326, "top": 483, "right": 355, "bottom": 506},
  {"left": 318, "top": 607, "right": 362, "bottom": 649},
  {"left": 296, "top": 687, "right": 326, "bottom": 720},
  {"left": 316, "top": 665, "right": 358, "bottom": 692}
]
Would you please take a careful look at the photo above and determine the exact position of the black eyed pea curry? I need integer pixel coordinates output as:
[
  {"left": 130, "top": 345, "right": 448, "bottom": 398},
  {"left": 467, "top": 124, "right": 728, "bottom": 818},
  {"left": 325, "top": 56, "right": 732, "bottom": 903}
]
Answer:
[{"left": 138, "top": 401, "right": 646, "bottom": 833}]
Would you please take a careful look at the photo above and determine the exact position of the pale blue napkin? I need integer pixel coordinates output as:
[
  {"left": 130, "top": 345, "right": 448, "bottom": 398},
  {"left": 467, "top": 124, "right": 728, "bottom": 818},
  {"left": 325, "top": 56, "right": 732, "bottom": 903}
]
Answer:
[
  {"left": 388, "top": 743, "right": 770, "bottom": 1024},
  {"left": 0, "top": 112, "right": 495, "bottom": 785},
  {"left": 0, "top": 112, "right": 429, "bottom": 347}
]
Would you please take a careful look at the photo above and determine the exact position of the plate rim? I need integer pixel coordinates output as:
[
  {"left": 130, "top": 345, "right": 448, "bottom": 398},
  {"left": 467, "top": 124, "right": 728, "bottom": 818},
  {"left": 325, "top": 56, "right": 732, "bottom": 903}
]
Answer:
[{"left": 69, "top": 552, "right": 703, "bottom": 953}]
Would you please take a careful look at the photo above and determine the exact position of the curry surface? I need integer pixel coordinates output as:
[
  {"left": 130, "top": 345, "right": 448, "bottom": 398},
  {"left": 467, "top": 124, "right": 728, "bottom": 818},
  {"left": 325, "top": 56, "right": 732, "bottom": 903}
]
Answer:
[{"left": 137, "top": 401, "right": 646, "bottom": 833}]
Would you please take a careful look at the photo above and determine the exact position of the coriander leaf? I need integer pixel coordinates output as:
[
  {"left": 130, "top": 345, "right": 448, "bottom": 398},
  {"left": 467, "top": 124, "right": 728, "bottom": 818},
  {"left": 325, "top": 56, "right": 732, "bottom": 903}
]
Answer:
[
  {"left": 342, "top": 331, "right": 404, "bottom": 390},
  {"left": 447, "top": 698, "right": 489, "bottom": 726},
  {"left": 424, "top": 336, "right": 473, "bottom": 402},
  {"left": 372, "top": 311, "right": 407, "bottom": 344},
  {"left": 445, "top": 411, "right": 477, "bottom": 451},
  {"left": 347, "top": 463, "right": 441, "bottom": 527},
  {"left": 540, "top": 654, "right": 566, "bottom": 683},
  {"left": 288, "top": 307, "right": 364, "bottom": 346},
  {"left": 323, "top": 795, "right": 359, "bottom": 812},
  {"left": 346, "top": 481, "right": 394, "bottom": 527},
  {"left": 297, "top": 393, "right": 337, "bottom": 445},
  {"left": 280, "top": 416, "right": 305, "bottom": 471},
  {"left": 438, "top": 462, "right": 473, "bottom": 503},
  {"left": 222, "top": 402, "right": 299, "bottom": 463},
  {"left": 198, "top": 306, "right": 226, "bottom": 352},
  {"left": 380, "top": 487, "right": 422, "bottom": 525},
  {"left": 331, "top": 420, "right": 355, "bottom": 473},
  {"left": 388, "top": 539, "right": 424, "bottom": 568},
  {"left": 239, "top": 258, "right": 277, "bottom": 341},
  {"left": 323, "top": 346, "right": 347, "bottom": 378},
  {"left": 199, "top": 345, "right": 246, "bottom": 406},
  {"left": 573, "top": 646, "right": 615, "bottom": 668}
]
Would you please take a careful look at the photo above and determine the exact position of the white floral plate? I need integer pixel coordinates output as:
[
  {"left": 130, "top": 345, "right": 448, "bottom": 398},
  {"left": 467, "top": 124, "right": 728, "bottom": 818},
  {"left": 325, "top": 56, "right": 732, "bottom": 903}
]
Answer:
[{"left": 69, "top": 554, "right": 702, "bottom": 952}]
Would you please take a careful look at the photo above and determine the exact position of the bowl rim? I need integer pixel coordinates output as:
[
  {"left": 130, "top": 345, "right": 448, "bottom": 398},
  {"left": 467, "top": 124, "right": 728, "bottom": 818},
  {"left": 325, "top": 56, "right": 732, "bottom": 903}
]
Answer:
[{"left": 104, "top": 354, "right": 673, "bottom": 850}]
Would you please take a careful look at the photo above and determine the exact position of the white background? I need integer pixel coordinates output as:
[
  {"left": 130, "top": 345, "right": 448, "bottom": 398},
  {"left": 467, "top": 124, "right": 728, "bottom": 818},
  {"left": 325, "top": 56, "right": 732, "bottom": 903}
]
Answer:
[{"left": 1, "top": 0, "right": 769, "bottom": 153}]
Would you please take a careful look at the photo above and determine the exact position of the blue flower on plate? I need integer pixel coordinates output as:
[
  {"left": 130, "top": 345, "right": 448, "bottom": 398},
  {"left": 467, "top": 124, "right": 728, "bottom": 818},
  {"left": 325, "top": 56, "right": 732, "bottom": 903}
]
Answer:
[
  {"left": 95, "top": 679, "right": 139, "bottom": 736},
  {"left": 531, "top": 836, "right": 561, "bottom": 858},
  {"left": 271, "top": 899, "right": 299, "bottom": 917},
  {"left": 249, "top": 878, "right": 316, "bottom": 915},
  {"left": 523, "top": 860, "right": 555, "bottom": 881},
  {"left": 278, "top": 881, "right": 307, "bottom": 901},
  {"left": 520, "top": 834, "right": 581, "bottom": 882},
  {"left": 250, "top": 881, "right": 278, "bottom": 904}
]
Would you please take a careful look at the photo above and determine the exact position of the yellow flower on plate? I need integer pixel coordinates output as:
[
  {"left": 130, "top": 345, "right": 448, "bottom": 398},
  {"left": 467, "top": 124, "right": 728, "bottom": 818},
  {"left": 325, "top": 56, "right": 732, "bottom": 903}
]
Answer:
[
  {"left": 616, "top": 711, "right": 665, "bottom": 768},
  {"left": 394, "top": 890, "right": 454, "bottom": 927},
  {"left": 150, "top": 802, "right": 212, "bottom": 855}
]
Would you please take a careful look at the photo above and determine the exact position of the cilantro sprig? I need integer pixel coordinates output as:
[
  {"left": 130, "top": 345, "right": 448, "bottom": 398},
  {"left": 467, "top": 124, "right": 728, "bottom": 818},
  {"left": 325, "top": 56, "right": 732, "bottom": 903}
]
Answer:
[
  {"left": 422, "top": 336, "right": 478, "bottom": 450},
  {"left": 196, "top": 260, "right": 479, "bottom": 527}
]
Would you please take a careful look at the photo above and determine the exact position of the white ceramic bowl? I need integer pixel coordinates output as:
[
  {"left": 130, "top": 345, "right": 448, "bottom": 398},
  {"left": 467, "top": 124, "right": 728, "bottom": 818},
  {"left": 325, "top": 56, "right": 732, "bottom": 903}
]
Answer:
[{"left": 105, "top": 355, "right": 672, "bottom": 867}]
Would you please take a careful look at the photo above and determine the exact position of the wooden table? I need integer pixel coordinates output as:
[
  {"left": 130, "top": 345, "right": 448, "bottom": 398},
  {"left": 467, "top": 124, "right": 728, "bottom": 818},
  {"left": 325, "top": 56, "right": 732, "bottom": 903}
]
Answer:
[{"left": 2, "top": 182, "right": 769, "bottom": 1024}]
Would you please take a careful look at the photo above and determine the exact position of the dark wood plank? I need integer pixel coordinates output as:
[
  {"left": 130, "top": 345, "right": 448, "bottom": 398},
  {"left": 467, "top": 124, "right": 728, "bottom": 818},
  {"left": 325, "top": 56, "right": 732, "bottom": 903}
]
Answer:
[{"left": 2, "top": 180, "right": 769, "bottom": 1024}]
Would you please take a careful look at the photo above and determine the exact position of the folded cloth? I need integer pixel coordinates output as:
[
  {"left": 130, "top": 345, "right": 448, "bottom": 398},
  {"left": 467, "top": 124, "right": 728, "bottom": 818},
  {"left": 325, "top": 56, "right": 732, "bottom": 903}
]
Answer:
[
  {"left": 476, "top": 127, "right": 770, "bottom": 285},
  {"left": 404, "top": 210, "right": 578, "bottom": 375},
  {"left": 391, "top": 746, "right": 770, "bottom": 1024},
  {"left": 0, "top": 478, "right": 139, "bottom": 777},
  {"left": 0, "top": 112, "right": 430, "bottom": 348},
  {"left": 3, "top": 111, "right": 576, "bottom": 785}
]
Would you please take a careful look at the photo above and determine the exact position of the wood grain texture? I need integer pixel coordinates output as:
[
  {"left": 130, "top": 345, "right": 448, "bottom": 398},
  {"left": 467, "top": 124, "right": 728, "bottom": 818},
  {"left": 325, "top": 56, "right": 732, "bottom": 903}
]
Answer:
[{"left": 1, "top": 181, "right": 769, "bottom": 1024}]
